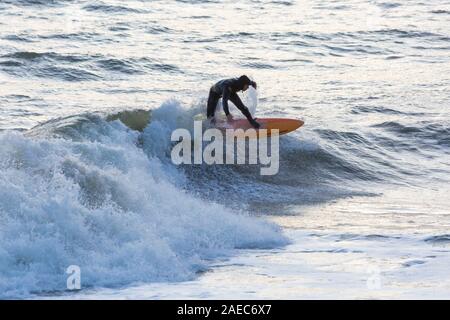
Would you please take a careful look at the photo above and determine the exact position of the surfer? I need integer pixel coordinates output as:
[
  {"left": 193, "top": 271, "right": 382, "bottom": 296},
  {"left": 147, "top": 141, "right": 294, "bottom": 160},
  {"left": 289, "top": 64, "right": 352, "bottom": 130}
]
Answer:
[{"left": 207, "top": 75, "right": 261, "bottom": 128}]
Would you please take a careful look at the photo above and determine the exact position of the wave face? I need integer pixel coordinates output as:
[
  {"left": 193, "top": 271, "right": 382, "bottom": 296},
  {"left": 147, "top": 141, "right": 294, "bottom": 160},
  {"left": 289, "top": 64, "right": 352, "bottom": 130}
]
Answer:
[
  {"left": 0, "top": 111, "right": 286, "bottom": 298},
  {"left": 137, "top": 102, "right": 375, "bottom": 212}
]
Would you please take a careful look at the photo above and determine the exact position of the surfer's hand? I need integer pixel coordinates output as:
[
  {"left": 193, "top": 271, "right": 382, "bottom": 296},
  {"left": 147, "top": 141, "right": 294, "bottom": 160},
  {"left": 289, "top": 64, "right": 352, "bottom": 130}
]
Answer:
[
  {"left": 226, "top": 114, "right": 234, "bottom": 122},
  {"left": 250, "top": 119, "right": 260, "bottom": 129},
  {"left": 251, "top": 81, "right": 257, "bottom": 90}
]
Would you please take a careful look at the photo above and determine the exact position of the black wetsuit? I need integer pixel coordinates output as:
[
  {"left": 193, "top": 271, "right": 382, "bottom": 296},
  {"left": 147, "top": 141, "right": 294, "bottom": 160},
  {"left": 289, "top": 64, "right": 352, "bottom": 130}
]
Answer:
[{"left": 207, "top": 78, "right": 256, "bottom": 125}]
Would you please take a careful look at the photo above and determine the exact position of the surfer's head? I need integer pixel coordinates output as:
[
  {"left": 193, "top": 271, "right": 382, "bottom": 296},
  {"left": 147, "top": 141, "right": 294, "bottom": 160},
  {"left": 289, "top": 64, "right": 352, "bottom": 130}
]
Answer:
[{"left": 234, "top": 75, "right": 255, "bottom": 92}]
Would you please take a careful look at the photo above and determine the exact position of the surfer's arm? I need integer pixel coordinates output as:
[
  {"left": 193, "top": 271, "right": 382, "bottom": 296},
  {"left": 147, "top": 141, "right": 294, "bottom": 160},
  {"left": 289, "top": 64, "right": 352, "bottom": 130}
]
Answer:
[
  {"left": 229, "top": 92, "right": 251, "bottom": 118},
  {"left": 229, "top": 92, "right": 260, "bottom": 129}
]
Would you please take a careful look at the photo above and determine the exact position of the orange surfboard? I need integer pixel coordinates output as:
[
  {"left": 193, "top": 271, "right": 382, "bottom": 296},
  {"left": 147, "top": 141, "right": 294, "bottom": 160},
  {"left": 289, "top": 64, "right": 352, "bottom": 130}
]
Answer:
[{"left": 214, "top": 118, "right": 304, "bottom": 138}]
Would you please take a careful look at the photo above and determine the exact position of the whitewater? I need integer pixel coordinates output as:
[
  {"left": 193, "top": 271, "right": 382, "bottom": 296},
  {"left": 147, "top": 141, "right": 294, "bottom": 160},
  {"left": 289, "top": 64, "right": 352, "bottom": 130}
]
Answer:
[{"left": 0, "top": 0, "right": 449, "bottom": 299}]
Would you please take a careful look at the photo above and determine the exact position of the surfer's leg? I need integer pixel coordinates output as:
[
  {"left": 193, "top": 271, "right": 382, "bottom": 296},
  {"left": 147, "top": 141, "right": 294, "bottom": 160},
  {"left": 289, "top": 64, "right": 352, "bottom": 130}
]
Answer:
[{"left": 207, "top": 88, "right": 220, "bottom": 119}]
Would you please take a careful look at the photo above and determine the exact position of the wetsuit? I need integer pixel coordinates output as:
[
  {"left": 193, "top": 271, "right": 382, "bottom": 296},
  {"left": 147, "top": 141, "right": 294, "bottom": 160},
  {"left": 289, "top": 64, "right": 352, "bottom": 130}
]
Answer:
[{"left": 207, "top": 78, "right": 258, "bottom": 127}]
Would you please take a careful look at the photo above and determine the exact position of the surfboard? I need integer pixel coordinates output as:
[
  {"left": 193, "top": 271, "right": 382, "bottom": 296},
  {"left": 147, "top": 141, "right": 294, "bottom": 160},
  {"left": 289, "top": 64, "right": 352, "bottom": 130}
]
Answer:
[{"left": 214, "top": 118, "right": 304, "bottom": 138}]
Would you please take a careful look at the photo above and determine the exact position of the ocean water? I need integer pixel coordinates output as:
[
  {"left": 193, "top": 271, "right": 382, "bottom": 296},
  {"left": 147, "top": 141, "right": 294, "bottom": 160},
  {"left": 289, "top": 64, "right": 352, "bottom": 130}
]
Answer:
[{"left": 0, "top": 0, "right": 449, "bottom": 299}]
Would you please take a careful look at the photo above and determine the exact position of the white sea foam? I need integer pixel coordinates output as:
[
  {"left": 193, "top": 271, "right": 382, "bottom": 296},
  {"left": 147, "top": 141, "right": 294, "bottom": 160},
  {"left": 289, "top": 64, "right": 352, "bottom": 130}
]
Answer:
[{"left": 0, "top": 114, "right": 287, "bottom": 298}]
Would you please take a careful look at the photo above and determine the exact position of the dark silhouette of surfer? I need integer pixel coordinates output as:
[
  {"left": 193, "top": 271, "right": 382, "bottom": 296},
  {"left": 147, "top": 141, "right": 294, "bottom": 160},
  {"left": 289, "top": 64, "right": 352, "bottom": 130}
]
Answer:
[{"left": 207, "top": 75, "right": 260, "bottom": 128}]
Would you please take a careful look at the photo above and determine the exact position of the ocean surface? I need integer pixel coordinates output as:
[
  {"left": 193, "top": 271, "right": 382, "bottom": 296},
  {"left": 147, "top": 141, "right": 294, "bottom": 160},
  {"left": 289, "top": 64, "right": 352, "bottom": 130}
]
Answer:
[{"left": 0, "top": 0, "right": 449, "bottom": 299}]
